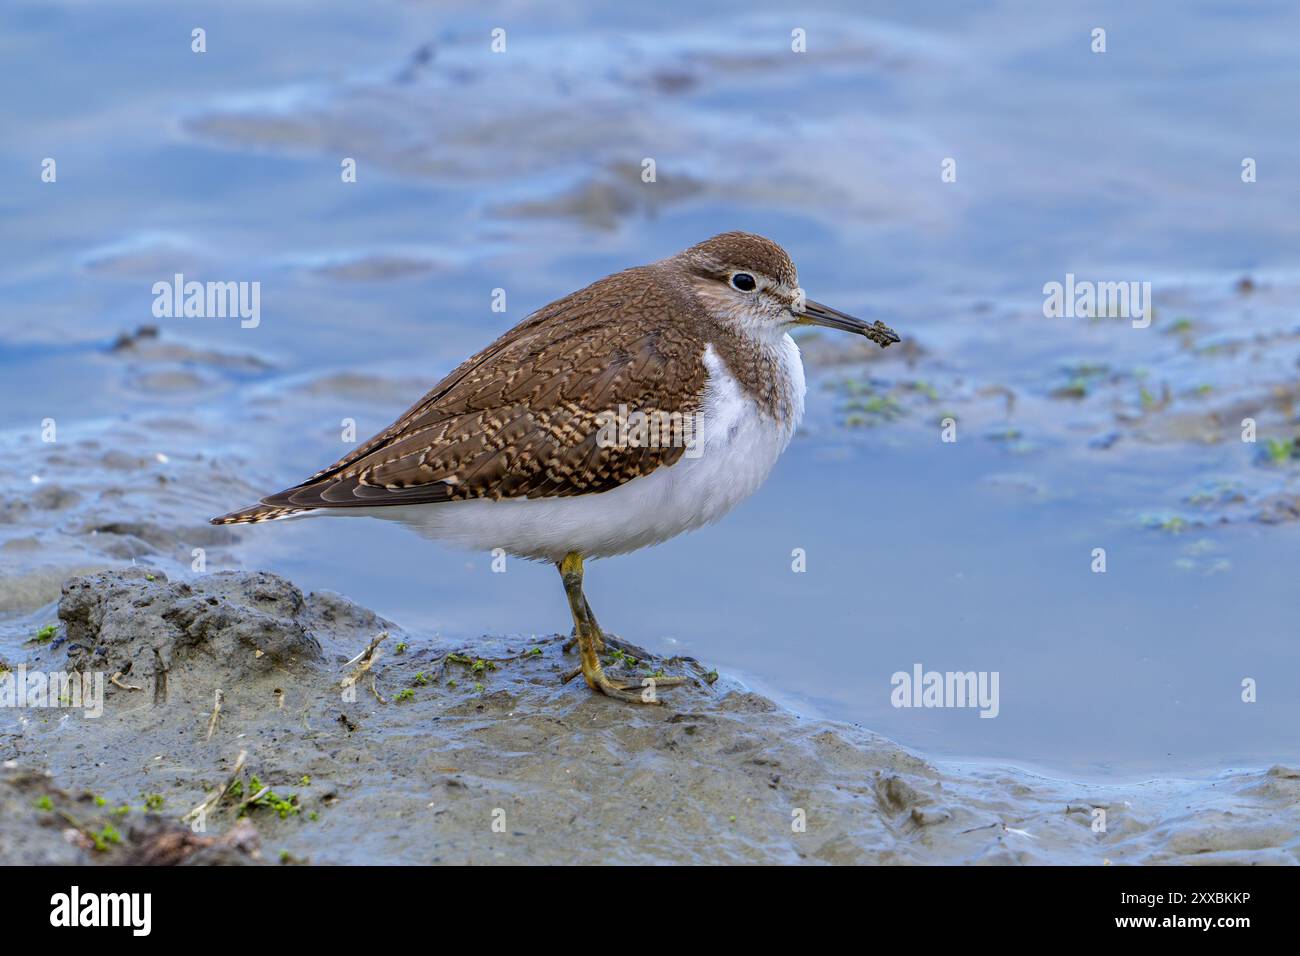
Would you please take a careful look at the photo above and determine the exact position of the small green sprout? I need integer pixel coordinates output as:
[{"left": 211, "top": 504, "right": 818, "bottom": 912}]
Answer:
[
  {"left": 1263, "top": 437, "right": 1296, "bottom": 464},
  {"left": 35, "top": 795, "right": 54, "bottom": 812},
  {"left": 94, "top": 825, "right": 122, "bottom": 851},
  {"left": 845, "top": 394, "right": 904, "bottom": 420},
  {"left": 264, "top": 794, "right": 299, "bottom": 819},
  {"left": 395, "top": 642, "right": 408, "bottom": 654},
  {"left": 911, "top": 380, "right": 939, "bottom": 401},
  {"left": 34, "top": 624, "right": 57, "bottom": 644},
  {"left": 1141, "top": 513, "right": 1188, "bottom": 533},
  {"left": 143, "top": 793, "right": 164, "bottom": 811},
  {"left": 396, "top": 689, "right": 415, "bottom": 702},
  {"left": 242, "top": 775, "right": 301, "bottom": 819},
  {"left": 413, "top": 672, "right": 429, "bottom": 686}
]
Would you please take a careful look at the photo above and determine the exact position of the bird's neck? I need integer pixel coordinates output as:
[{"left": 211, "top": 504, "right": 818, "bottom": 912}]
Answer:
[{"left": 707, "top": 322, "right": 805, "bottom": 424}]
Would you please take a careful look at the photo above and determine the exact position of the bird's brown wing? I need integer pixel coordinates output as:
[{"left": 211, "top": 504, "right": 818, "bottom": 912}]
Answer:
[{"left": 222, "top": 266, "right": 708, "bottom": 521}]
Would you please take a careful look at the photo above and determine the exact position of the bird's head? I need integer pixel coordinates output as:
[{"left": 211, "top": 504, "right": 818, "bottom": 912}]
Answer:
[{"left": 673, "top": 232, "right": 900, "bottom": 348}]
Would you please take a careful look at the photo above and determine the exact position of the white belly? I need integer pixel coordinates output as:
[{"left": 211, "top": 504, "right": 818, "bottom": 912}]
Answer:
[{"left": 338, "top": 337, "right": 806, "bottom": 563}]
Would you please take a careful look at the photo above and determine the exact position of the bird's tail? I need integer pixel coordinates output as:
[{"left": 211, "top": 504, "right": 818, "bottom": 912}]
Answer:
[{"left": 210, "top": 502, "right": 310, "bottom": 526}]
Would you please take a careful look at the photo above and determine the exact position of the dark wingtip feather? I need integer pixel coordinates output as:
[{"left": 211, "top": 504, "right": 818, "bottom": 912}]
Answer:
[{"left": 210, "top": 503, "right": 307, "bottom": 525}]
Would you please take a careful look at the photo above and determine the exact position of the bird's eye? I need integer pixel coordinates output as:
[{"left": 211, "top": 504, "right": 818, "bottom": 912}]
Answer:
[{"left": 730, "top": 272, "right": 757, "bottom": 292}]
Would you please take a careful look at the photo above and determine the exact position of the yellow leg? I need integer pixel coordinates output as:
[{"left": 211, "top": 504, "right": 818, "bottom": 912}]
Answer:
[
  {"left": 583, "top": 596, "right": 605, "bottom": 653},
  {"left": 561, "top": 596, "right": 604, "bottom": 654},
  {"left": 557, "top": 553, "right": 682, "bottom": 704}
]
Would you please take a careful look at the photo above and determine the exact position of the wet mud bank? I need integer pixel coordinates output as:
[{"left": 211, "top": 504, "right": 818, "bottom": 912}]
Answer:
[{"left": 2, "top": 568, "right": 1297, "bottom": 865}]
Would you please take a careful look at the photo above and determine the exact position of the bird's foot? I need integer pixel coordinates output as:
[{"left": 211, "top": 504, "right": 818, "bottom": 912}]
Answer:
[
  {"left": 561, "top": 660, "right": 685, "bottom": 704},
  {"left": 586, "top": 665, "right": 685, "bottom": 705}
]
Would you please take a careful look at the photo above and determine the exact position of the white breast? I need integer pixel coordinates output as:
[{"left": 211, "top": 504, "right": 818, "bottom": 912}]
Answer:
[{"left": 337, "top": 336, "right": 807, "bottom": 563}]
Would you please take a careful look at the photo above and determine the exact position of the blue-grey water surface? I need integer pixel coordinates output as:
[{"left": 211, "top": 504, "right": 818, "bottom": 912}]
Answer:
[{"left": 2, "top": 0, "right": 1299, "bottom": 778}]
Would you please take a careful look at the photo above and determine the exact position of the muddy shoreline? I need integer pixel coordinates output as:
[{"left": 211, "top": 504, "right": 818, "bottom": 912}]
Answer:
[{"left": 1, "top": 567, "right": 1295, "bottom": 865}]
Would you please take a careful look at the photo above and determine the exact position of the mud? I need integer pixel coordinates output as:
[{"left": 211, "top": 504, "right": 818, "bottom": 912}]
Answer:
[{"left": 1, "top": 567, "right": 1296, "bottom": 865}]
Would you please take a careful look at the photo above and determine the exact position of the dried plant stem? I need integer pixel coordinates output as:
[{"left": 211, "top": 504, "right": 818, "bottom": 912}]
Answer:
[{"left": 205, "top": 689, "right": 224, "bottom": 740}]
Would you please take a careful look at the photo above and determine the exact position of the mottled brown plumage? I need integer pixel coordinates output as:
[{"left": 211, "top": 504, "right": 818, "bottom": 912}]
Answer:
[
  {"left": 214, "top": 236, "right": 750, "bottom": 523},
  {"left": 212, "top": 232, "right": 895, "bottom": 528}
]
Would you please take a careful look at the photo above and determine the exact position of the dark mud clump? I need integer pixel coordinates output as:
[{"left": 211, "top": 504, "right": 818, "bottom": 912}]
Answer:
[{"left": 60, "top": 570, "right": 324, "bottom": 694}]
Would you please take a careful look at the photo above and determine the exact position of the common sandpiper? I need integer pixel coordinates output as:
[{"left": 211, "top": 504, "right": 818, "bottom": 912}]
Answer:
[{"left": 213, "top": 232, "right": 900, "bottom": 703}]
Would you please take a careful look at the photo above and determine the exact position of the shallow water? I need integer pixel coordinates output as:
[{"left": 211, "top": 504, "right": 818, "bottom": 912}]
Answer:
[{"left": 2, "top": 0, "right": 1299, "bottom": 779}]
